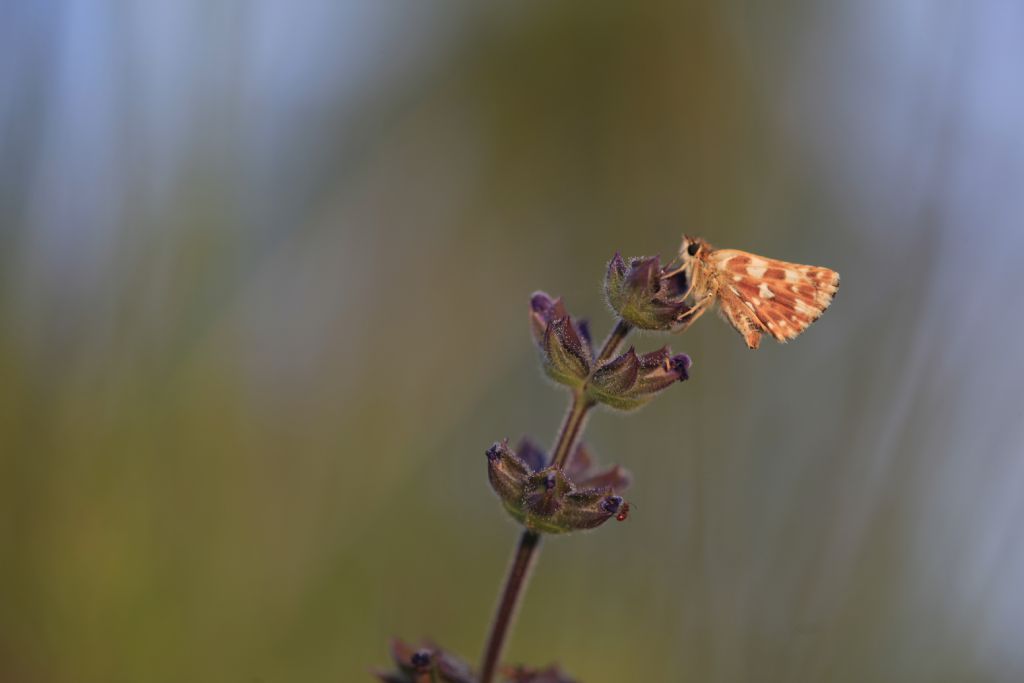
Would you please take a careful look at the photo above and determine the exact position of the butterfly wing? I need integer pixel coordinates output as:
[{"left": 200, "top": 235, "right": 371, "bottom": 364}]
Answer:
[
  {"left": 713, "top": 282, "right": 769, "bottom": 349},
  {"left": 710, "top": 249, "right": 840, "bottom": 345}
]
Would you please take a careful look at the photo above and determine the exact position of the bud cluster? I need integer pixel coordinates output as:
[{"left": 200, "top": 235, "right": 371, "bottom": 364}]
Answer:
[
  {"left": 587, "top": 345, "right": 691, "bottom": 411},
  {"left": 604, "top": 252, "right": 692, "bottom": 331},
  {"left": 486, "top": 439, "right": 630, "bottom": 534},
  {"left": 376, "top": 639, "right": 579, "bottom": 683},
  {"left": 376, "top": 639, "right": 476, "bottom": 683},
  {"left": 530, "top": 289, "right": 690, "bottom": 411}
]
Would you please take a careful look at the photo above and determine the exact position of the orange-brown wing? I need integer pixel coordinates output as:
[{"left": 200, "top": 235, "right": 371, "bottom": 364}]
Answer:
[
  {"left": 714, "top": 283, "right": 769, "bottom": 349},
  {"left": 711, "top": 249, "right": 839, "bottom": 344}
]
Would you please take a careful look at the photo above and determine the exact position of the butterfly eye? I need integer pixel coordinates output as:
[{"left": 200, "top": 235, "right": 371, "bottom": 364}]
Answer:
[{"left": 687, "top": 242, "right": 700, "bottom": 256}]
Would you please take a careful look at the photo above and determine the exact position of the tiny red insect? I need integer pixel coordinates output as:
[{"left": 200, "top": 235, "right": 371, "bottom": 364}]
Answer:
[{"left": 615, "top": 502, "right": 631, "bottom": 522}]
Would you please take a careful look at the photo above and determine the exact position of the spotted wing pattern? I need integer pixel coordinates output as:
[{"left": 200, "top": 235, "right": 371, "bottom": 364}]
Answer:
[{"left": 709, "top": 249, "right": 839, "bottom": 349}]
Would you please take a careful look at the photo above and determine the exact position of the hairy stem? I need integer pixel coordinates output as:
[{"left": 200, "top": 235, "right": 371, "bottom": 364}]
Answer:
[
  {"left": 548, "top": 319, "right": 632, "bottom": 469},
  {"left": 478, "top": 320, "right": 632, "bottom": 683},
  {"left": 550, "top": 394, "right": 592, "bottom": 470},
  {"left": 596, "top": 318, "right": 633, "bottom": 366}
]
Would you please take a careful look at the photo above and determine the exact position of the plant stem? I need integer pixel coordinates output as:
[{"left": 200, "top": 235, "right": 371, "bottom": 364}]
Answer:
[
  {"left": 478, "top": 530, "right": 541, "bottom": 683},
  {"left": 596, "top": 319, "right": 633, "bottom": 366},
  {"left": 478, "top": 319, "right": 632, "bottom": 683},
  {"left": 547, "top": 319, "right": 632, "bottom": 470},
  {"left": 550, "top": 394, "right": 592, "bottom": 470}
]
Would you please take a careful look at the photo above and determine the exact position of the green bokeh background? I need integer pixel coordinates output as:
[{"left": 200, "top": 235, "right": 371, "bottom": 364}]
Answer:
[{"left": 3, "top": 3, "right": 1024, "bottom": 682}]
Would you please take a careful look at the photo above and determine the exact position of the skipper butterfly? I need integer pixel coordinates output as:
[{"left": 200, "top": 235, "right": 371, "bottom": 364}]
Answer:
[{"left": 666, "top": 236, "right": 840, "bottom": 349}]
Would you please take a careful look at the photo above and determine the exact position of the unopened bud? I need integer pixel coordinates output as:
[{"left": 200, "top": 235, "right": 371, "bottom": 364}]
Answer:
[
  {"left": 586, "top": 346, "right": 691, "bottom": 411},
  {"left": 604, "top": 253, "right": 693, "bottom": 331},
  {"left": 529, "top": 292, "right": 593, "bottom": 389}
]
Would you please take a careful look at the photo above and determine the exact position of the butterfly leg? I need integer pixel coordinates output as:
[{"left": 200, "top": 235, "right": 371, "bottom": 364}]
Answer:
[
  {"left": 672, "top": 294, "right": 713, "bottom": 332},
  {"left": 661, "top": 254, "right": 682, "bottom": 275}
]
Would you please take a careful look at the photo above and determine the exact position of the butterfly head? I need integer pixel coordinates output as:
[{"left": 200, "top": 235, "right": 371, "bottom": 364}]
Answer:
[{"left": 678, "top": 235, "right": 709, "bottom": 273}]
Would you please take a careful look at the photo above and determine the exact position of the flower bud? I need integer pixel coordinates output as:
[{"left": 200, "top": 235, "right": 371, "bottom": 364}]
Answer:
[
  {"left": 376, "top": 639, "right": 475, "bottom": 683},
  {"left": 529, "top": 292, "right": 593, "bottom": 388},
  {"left": 486, "top": 439, "right": 529, "bottom": 505},
  {"left": 529, "top": 292, "right": 564, "bottom": 345},
  {"left": 604, "top": 253, "right": 692, "bottom": 331},
  {"left": 586, "top": 346, "right": 691, "bottom": 411},
  {"left": 486, "top": 439, "right": 630, "bottom": 534},
  {"left": 411, "top": 650, "right": 432, "bottom": 670}
]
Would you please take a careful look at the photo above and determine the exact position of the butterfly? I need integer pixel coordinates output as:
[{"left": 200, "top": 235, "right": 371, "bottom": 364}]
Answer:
[{"left": 664, "top": 235, "right": 840, "bottom": 349}]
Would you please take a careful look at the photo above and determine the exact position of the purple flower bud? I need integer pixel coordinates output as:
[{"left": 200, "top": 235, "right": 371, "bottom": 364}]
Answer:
[
  {"left": 486, "top": 439, "right": 530, "bottom": 505},
  {"left": 529, "top": 292, "right": 567, "bottom": 346},
  {"left": 376, "top": 639, "right": 475, "bottom": 683},
  {"left": 541, "top": 316, "right": 592, "bottom": 387},
  {"left": 515, "top": 438, "right": 548, "bottom": 472},
  {"left": 585, "top": 345, "right": 692, "bottom": 410},
  {"left": 565, "top": 443, "right": 632, "bottom": 492},
  {"left": 668, "top": 353, "right": 692, "bottom": 381},
  {"left": 486, "top": 439, "right": 513, "bottom": 463},
  {"left": 624, "top": 254, "right": 659, "bottom": 294},
  {"left": 604, "top": 253, "right": 693, "bottom": 331},
  {"left": 601, "top": 495, "right": 623, "bottom": 514},
  {"left": 590, "top": 346, "right": 640, "bottom": 394},
  {"left": 576, "top": 318, "right": 593, "bottom": 354},
  {"left": 529, "top": 292, "right": 593, "bottom": 389}
]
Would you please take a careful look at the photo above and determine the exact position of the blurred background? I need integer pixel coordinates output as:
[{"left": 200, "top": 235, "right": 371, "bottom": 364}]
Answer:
[{"left": 3, "top": 2, "right": 1024, "bottom": 682}]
